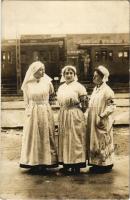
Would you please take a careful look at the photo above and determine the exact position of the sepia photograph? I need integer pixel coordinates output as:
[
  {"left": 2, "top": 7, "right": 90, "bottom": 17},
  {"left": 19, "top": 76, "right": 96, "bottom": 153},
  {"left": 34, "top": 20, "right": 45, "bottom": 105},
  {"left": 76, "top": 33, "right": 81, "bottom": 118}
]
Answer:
[{"left": 1, "top": 0, "right": 129, "bottom": 199}]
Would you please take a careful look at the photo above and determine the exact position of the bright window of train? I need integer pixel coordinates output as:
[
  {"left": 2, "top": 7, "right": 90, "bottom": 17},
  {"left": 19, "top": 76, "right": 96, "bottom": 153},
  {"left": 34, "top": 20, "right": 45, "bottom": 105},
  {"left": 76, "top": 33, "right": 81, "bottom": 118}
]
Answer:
[
  {"left": 118, "top": 51, "right": 123, "bottom": 58},
  {"left": 122, "top": 50, "right": 129, "bottom": 63},
  {"left": 2, "top": 51, "right": 12, "bottom": 63},
  {"left": 7, "top": 52, "right": 11, "bottom": 63},
  {"left": 2, "top": 52, "right": 6, "bottom": 62},
  {"left": 123, "top": 51, "right": 129, "bottom": 59},
  {"left": 108, "top": 51, "right": 113, "bottom": 61}
]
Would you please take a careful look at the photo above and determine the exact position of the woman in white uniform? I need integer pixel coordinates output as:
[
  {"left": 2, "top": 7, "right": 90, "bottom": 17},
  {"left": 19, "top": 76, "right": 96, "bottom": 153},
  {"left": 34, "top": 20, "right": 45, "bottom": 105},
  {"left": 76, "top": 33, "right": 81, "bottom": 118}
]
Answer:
[
  {"left": 87, "top": 65, "right": 116, "bottom": 173},
  {"left": 57, "top": 65, "right": 88, "bottom": 174},
  {"left": 20, "top": 61, "right": 58, "bottom": 173}
]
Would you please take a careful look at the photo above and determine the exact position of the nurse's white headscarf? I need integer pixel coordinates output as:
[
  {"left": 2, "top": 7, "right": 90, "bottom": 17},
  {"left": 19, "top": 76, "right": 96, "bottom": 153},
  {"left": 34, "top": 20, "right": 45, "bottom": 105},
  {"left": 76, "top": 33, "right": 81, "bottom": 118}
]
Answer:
[
  {"left": 97, "top": 65, "right": 109, "bottom": 82},
  {"left": 21, "top": 61, "right": 52, "bottom": 91},
  {"left": 60, "top": 65, "right": 78, "bottom": 83}
]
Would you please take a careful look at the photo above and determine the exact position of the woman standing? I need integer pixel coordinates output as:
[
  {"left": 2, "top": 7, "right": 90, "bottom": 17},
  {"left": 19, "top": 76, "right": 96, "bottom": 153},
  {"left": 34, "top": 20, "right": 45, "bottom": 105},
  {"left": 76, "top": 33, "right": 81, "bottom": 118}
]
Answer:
[
  {"left": 57, "top": 65, "right": 88, "bottom": 174},
  {"left": 87, "top": 65, "right": 116, "bottom": 173},
  {"left": 20, "top": 61, "right": 58, "bottom": 173}
]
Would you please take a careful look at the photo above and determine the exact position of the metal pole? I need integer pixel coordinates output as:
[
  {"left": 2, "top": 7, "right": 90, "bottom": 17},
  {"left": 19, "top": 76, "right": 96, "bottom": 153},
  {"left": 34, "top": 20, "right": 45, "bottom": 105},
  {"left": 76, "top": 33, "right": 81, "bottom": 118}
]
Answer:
[{"left": 16, "top": 33, "right": 22, "bottom": 95}]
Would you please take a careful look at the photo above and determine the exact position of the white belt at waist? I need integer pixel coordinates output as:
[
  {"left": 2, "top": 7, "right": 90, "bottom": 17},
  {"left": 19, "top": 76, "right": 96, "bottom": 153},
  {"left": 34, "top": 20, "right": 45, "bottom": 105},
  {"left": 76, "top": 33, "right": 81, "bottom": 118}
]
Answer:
[{"left": 29, "top": 100, "right": 49, "bottom": 105}]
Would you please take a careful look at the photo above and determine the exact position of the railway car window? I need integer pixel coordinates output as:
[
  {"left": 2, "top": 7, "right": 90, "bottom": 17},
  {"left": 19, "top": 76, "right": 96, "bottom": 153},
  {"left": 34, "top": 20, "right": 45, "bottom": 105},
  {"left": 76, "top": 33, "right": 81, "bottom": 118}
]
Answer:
[
  {"left": 118, "top": 52, "right": 123, "bottom": 58},
  {"left": 95, "top": 51, "right": 100, "bottom": 62},
  {"left": 123, "top": 51, "right": 128, "bottom": 58},
  {"left": 108, "top": 51, "right": 113, "bottom": 61},
  {"left": 2, "top": 51, "right": 12, "bottom": 63},
  {"left": 122, "top": 50, "right": 129, "bottom": 63},
  {"left": 101, "top": 50, "right": 107, "bottom": 61},
  {"left": 7, "top": 52, "right": 11, "bottom": 62},
  {"left": 2, "top": 52, "right": 6, "bottom": 62}
]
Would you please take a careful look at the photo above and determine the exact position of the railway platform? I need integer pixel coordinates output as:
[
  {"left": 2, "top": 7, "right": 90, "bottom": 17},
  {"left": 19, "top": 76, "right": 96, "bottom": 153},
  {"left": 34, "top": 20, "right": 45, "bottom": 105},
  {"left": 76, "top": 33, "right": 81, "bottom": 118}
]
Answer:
[{"left": 1, "top": 92, "right": 129, "bottom": 128}]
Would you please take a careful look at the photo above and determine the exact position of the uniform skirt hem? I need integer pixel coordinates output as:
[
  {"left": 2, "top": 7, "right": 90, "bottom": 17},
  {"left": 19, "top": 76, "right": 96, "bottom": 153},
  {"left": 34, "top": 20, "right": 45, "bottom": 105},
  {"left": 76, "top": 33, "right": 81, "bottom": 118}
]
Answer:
[
  {"left": 59, "top": 162, "right": 86, "bottom": 168},
  {"left": 20, "top": 163, "right": 58, "bottom": 168},
  {"left": 88, "top": 163, "right": 113, "bottom": 168}
]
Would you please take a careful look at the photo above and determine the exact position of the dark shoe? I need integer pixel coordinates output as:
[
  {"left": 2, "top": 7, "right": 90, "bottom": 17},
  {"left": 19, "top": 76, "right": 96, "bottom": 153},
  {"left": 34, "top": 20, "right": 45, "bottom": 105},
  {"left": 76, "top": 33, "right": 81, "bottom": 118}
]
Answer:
[
  {"left": 71, "top": 167, "right": 80, "bottom": 175},
  {"left": 89, "top": 166, "right": 112, "bottom": 174},
  {"left": 38, "top": 166, "right": 49, "bottom": 175},
  {"left": 59, "top": 167, "right": 70, "bottom": 175},
  {"left": 74, "top": 167, "right": 80, "bottom": 174},
  {"left": 27, "top": 166, "right": 48, "bottom": 175},
  {"left": 28, "top": 166, "right": 39, "bottom": 175}
]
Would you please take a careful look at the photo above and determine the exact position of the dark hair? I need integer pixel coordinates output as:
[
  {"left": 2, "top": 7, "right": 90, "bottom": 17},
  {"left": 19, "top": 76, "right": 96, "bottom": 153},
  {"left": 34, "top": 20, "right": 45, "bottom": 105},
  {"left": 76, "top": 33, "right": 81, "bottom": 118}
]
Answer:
[
  {"left": 94, "top": 68, "right": 104, "bottom": 79},
  {"left": 63, "top": 67, "right": 76, "bottom": 76}
]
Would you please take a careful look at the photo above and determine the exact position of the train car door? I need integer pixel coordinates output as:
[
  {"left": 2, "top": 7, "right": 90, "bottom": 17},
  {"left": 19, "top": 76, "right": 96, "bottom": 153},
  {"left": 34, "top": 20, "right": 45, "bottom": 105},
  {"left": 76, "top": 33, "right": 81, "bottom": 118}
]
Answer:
[{"left": 1, "top": 46, "right": 17, "bottom": 94}]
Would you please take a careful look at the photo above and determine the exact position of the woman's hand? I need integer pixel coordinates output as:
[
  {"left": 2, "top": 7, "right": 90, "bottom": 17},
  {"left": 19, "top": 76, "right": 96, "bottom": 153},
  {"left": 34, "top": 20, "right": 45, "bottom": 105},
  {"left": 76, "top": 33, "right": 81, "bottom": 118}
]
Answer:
[
  {"left": 81, "top": 106, "right": 87, "bottom": 113},
  {"left": 96, "top": 115, "right": 107, "bottom": 130},
  {"left": 80, "top": 95, "right": 89, "bottom": 113}
]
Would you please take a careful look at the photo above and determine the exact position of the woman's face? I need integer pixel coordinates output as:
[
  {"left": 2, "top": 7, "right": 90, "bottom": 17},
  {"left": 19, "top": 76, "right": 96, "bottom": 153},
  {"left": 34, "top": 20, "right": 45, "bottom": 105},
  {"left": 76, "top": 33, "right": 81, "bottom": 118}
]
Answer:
[
  {"left": 64, "top": 69, "right": 75, "bottom": 84},
  {"left": 93, "top": 71, "right": 103, "bottom": 85},
  {"left": 34, "top": 67, "right": 45, "bottom": 79}
]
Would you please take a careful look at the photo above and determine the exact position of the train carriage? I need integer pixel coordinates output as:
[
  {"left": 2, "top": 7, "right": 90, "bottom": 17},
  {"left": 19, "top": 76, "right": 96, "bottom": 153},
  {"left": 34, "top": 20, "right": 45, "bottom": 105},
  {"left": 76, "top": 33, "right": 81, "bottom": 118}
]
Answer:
[
  {"left": 77, "top": 43, "right": 129, "bottom": 83},
  {"left": 1, "top": 34, "right": 129, "bottom": 95},
  {"left": 1, "top": 37, "right": 66, "bottom": 95},
  {"left": 2, "top": 40, "right": 17, "bottom": 94}
]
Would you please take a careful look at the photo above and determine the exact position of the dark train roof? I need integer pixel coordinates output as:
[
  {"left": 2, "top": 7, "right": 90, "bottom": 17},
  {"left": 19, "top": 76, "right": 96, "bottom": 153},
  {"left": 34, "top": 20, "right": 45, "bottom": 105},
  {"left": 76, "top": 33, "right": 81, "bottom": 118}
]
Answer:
[
  {"left": 78, "top": 43, "right": 129, "bottom": 47},
  {"left": 2, "top": 37, "right": 65, "bottom": 46},
  {"left": 2, "top": 33, "right": 129, "bottom": 46}
]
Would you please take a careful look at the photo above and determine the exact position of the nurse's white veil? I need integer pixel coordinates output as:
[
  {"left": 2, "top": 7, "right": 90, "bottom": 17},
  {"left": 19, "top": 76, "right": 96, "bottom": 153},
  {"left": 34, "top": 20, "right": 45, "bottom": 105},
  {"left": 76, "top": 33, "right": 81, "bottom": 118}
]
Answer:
[{"left": 21, "top": 61, "right": 52, "bottom": 91}]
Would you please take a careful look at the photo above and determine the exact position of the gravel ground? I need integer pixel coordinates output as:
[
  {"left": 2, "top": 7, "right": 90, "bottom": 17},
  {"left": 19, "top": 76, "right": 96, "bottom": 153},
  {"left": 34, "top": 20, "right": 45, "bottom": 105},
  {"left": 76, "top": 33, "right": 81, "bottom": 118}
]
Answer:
[{"left": 0, "top": 126, "right": 129, "bottom": 200}]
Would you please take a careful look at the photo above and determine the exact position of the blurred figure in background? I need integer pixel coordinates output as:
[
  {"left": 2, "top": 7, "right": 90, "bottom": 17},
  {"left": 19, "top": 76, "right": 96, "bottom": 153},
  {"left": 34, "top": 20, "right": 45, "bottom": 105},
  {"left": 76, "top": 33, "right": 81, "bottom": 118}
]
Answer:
[{"left": 84, "top": 52, "right": 90, "bottom": 80}]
